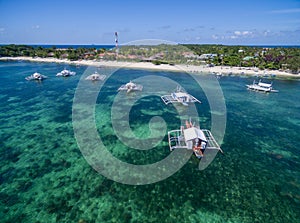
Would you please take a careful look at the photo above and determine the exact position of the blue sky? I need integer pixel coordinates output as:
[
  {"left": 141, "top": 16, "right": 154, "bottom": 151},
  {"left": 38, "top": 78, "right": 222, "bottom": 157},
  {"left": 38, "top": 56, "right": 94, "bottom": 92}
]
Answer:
[{"left": 0, "top": 0, "right": 299, "bottom": 45}]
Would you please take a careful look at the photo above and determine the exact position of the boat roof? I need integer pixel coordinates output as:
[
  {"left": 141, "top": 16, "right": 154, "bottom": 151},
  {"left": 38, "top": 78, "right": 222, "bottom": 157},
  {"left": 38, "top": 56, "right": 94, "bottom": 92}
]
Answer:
[
  {"left": 174, "top": 92, "right": 189, "bottom": 97},
  {"left": 126, "top": 81, "right": 136, "bottom": 86},
  {"left": 258, "top": 82, "right": 272, "bottom": 88},
  {"left": 183, "top": 127, "right": 207, "bottom": 142}
]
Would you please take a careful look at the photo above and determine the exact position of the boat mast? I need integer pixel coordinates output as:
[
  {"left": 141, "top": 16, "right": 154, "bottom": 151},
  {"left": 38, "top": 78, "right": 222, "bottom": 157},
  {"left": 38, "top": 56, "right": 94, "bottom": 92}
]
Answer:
[{"left": 115, "top": 31, "right": 119, "bottom": 56}]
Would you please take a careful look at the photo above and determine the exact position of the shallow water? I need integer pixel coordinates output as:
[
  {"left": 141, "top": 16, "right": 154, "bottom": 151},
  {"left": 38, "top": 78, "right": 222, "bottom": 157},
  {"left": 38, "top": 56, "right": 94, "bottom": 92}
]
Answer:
[{"left": 0, "top": 61, "right": 299, "bottom": 222}]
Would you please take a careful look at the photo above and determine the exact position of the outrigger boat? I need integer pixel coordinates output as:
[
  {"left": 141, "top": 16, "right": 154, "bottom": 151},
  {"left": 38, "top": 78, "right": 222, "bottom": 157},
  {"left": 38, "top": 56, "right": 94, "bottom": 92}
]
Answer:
[
  {"left": 25, "top": 72, "right": 47, "bottom": 81},
  {"left": 85, "top": 71, "right": 106, "bottom": 81},
  {"left": 168, "top": 119, "right": 223, "bottom": 158},
  {"left": 56, "top": 68, "right": 76, "bottom": 77},
  {"left": 246, "top": 80, "right": 278, "bottom": 93},
  {"left": 118, "top": 81, "right": 143, "bottom": 93},
  {"left": 161, "top": 86, "right": 201, "bottom": 106}
]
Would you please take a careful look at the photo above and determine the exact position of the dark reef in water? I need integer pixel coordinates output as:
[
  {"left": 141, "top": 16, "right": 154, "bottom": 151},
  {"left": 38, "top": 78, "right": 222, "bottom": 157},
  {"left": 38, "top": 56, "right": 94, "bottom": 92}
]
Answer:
[{"left": 0, "top": 61, "right": 299, "bottom": 222}]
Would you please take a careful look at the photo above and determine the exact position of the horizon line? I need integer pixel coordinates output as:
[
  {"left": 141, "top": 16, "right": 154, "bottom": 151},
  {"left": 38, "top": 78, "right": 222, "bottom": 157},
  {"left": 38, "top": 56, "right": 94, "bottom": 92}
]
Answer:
[{"left": 1, "top": 43, "right": 300, "bottom": 47}]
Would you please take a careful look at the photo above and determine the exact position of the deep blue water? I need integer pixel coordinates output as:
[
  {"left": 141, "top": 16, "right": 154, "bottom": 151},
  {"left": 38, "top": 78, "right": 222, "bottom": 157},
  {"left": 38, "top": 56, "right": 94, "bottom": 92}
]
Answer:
[
  {"left": 0, "top": 61, "right": 299, "bottom": 222},
  {"left": 247, "top": 45, "right": 300, "bottom": 48},
  {"left": 31, "top": 44, "right": 300, "bottom": 49},
  {"left": 1, "top": 44, "right": 299, "bottom": 49},
  {"left": 33, "top": 45, "right": 115, "bottom": 49},
  {"left": 0, "top": 44, "right": 115, "bottom": 49}
]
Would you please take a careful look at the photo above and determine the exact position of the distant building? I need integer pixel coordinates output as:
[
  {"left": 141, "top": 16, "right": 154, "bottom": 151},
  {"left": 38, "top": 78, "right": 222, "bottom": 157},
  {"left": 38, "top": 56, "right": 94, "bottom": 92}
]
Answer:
[
  {"left": 199, "top": 54, "right": 217, "bottom": 60},
  {"left": 61, "top": 53, "right": 68, "bottom": 59},
  {"left": 47, "top": 52, "right": 54, "bottom": 57}
]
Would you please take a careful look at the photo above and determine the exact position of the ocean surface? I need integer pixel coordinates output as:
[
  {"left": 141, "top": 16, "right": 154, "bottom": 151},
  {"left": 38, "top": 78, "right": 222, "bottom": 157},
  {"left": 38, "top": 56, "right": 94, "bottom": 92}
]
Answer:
[
  {"left": 1, "top": 44, "right": 299, "bottom": 49},
  {"left": 0, "top": 44, "right": 115, "bottom": 50},
  {"left": 0, "top": 61, "right": 299, "bottom": 222}
]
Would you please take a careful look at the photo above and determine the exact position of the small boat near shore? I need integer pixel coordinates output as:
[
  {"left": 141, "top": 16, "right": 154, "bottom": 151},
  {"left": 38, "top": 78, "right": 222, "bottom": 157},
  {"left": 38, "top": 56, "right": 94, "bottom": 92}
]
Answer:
[
  {"left": 168, "top": 119, "right": 223, "bottom": 159},
  {"left": 56, "top": 68, "right": 76, "bottom": 77},
  {"left": 25, "top": 72, "right": 47, "bottom": 81},
  {"left": 118, "top": 81, "right": 143, "bottom": 93},
  {"left": 161, "top": 86, "right": 201, "bottom": 106},
  {"left": 85, "top": 71, "right": 106, "bottom": 81},
  {"left": 246, "top": 80, "right": 278, "bottom": 93},
  {"left": 216, "top": 72, "right": 223, "bottom": 78}
]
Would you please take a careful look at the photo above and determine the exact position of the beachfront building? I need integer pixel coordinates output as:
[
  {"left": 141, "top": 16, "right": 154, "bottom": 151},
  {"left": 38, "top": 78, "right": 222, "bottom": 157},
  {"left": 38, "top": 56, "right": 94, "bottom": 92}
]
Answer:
[{"left": 199, "top": 54, "right": 218, "bottom": 60}]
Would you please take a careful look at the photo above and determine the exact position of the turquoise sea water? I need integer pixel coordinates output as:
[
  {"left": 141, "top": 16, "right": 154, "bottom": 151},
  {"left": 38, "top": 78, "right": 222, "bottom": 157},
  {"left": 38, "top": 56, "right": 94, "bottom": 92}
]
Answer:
[{"left": 0, "top": 61, "right": 299, "bottom": 222}]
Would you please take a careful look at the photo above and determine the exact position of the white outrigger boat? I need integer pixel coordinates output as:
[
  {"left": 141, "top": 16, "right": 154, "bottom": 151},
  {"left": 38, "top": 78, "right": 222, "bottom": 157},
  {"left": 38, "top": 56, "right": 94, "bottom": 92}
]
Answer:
[
  {"left": 168, "top": 120, "right": 223, "bottom": 158},
  {"left": 25, "top": 72, "right": 47, "bottom": 81},
  {"left": 85, "top": 71, "right": 106, "bottom": 81},
  {"left": 118, "top": 81, "right": 143, "bottom": 93},
  {"left": 246, "top": 80, "right": 278, "bottom": 93},
  {"left": 56, "top": 68, "right": 76, "bottom": 77},
  {"left": 161, "top": 86, "right": 201, "bottom": 106}
]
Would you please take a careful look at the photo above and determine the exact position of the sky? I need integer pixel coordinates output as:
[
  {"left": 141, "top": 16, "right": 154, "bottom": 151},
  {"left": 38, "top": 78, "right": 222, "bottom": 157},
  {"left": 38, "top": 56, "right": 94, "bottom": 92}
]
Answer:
[{"left": 0, "top": 0, "right": 299, "bottom": 45}]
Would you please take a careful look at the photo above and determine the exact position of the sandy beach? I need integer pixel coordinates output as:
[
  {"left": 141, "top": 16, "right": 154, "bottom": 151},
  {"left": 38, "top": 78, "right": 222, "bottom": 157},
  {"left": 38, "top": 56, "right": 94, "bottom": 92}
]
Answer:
[{"left": 1, "top": 56, "right": 299, "bottom": 79}]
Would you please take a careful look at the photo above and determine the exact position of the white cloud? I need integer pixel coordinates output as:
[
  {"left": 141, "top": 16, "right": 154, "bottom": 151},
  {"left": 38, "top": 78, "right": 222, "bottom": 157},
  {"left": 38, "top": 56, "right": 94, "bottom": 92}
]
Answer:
[
  {"left": 210, "top": 28, "right": 300, "bottom": 44},
  {"left": 234, "top": 31, "right": 252, "bottom": 36},
  {"left": 212, "top": 34, "right": 219, "bottom": 40},
  {"left": 242, "top": 31, "right": 252, "bottom": 35},
  {"left": 32, "top": 25, "right": 40, "bottom": 29},
  {"left": 210, "top": 30, "right": 256, "bottom": 41}
]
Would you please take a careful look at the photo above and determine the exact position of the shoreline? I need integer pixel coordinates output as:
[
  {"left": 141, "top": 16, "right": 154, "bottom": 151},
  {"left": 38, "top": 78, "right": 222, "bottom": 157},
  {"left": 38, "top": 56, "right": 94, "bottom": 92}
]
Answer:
[{"left": 1, "top": 56, "right": 299, "bottom": 79}]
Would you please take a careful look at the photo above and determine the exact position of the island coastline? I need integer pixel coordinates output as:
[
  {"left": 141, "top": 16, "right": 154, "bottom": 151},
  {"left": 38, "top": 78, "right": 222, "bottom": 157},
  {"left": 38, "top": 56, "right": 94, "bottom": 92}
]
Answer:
[{"left": 1, "top": 56, "right": 299, "bottom": 79}]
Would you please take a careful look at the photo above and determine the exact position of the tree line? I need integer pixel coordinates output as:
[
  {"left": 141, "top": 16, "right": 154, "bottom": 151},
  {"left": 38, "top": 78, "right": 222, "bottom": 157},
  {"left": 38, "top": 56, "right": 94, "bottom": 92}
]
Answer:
[
  {"left": 1, "top": 44, "right": 299, "bottom": 73},
  {"left": 183, "top": 44, "right": 300, "bottom": 73},
  {"left": 0, "top": 44, "right": 107, "bottom": 61}
]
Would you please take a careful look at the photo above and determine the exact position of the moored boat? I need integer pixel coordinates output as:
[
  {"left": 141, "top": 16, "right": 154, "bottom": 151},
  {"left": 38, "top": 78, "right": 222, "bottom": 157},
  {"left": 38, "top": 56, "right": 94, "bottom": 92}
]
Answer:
[
  {"left": 56, "top": 68, "right": 76, "bottom": 77},
  {"left": 168, "top": 119, "right": 223, "bottom": 159},
  {"left": 161, "top": 86, "right": 201, "bottom": 106},
  {"left": 246, "top": 80, "right": 278, "bottom": 93},
  {"left": 85, "top": 71, "right": 106, "bottom": 81},
  {"left": 118, "top": 81, "right": 143, "bottom": 93},
  {"left": 25, "top": 72, "right": 47, "bottom": 81}
]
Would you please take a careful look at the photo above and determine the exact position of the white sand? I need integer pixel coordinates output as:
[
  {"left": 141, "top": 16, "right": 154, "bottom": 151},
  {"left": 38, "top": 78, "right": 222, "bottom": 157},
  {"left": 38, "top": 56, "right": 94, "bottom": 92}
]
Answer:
[{"left": 1, "top": 56, "right": 299, "bottom": 78}]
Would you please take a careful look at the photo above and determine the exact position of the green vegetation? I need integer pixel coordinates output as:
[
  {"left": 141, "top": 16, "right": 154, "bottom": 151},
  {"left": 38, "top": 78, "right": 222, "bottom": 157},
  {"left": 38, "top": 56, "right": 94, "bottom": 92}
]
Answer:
[
  {"left": 0, "top": 44, "right": 108, "bottom": 61},
  {"left": 118, "top": 44, "right": 300, "bottom": 73},
  {"left": 183, "top": 44, "right": 300, "bottom": 74},
  {"left": 117, "top": 44, "right": 189, "bottom": 64},
  {"left": 1, "top": 44, "right": 299, "bottom": 73}
]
